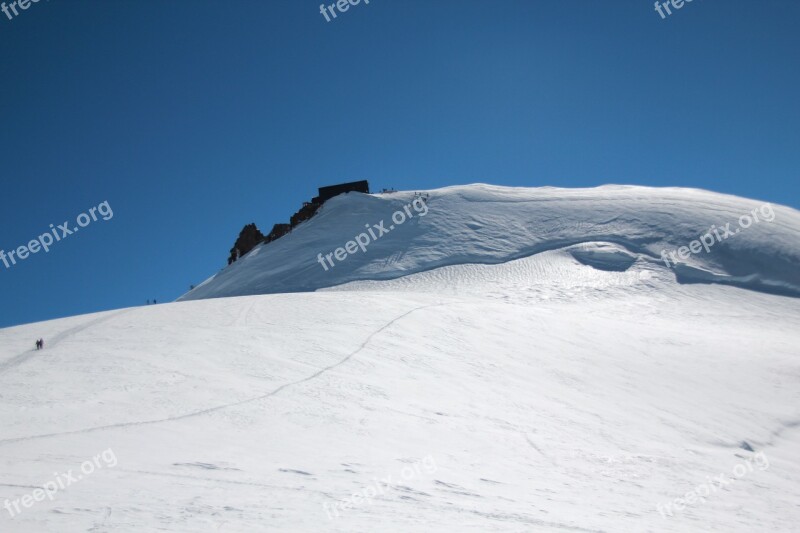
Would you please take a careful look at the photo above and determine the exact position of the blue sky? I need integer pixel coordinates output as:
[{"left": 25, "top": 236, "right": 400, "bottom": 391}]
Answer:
[{"left": 0, "top": 0, "right": 798, "bottom": 328}]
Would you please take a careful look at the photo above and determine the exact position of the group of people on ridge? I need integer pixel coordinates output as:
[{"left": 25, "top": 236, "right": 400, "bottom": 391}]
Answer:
[{"left": 35, "top": 338, "right": 45, "bottom": 350}]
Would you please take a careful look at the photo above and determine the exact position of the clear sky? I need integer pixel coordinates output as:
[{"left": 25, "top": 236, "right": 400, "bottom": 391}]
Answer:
[{"left": 1, "top": 0, "right": 798, "bottom": 328}]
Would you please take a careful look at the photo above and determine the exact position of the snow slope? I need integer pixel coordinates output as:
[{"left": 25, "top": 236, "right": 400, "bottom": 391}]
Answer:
[
  {"left": 1, "top": 184, "right": 799, "bottom": 532},
  {"left": 180, "top": 184, "right": 800, "bottom": 301}
]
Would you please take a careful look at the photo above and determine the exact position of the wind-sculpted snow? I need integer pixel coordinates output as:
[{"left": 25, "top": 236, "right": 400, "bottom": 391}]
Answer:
[{"left": 180, "top": 184, "right": 800, "bottom": 301}]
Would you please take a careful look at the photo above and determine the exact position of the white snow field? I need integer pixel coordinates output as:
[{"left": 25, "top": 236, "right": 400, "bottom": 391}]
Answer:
[{"left": 1, "top": 185, "right": 799, "bottom": 532}]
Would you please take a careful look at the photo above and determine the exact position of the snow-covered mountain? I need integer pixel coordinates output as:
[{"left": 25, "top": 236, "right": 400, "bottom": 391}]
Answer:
[
  {"left": 180, "top": 184, "right": 800, "bottom": 301},
  {"left": 1, "top": 184, "right": 799, "bottom": 532}
]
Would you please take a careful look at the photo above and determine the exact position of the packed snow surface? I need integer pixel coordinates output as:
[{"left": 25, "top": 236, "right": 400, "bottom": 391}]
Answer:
[{"left": 1, "top": 184, "right": 799, "bottom": 532}]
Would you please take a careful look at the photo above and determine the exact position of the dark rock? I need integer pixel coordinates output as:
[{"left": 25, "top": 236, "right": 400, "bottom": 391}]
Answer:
[
  {"left": 225, "top": 181, "right": 370, "bottom": 265},
  {"left": 227, "top": 223, "right": 265, "bottom": 265}
]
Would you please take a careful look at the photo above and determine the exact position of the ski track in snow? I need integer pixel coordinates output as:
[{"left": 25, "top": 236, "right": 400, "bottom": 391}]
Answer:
[
  {"left": 0, "top": 309, "right": 134, "bottom": 376},
  {"left": 0, "top": 303, "right": 449, "bottom": 447}
]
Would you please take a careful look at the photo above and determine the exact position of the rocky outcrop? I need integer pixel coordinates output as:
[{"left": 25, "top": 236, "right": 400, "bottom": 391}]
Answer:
[
  {"left": 226, "top": 181, "right": 370, "bottom": 266},
  {"left": 228, "top": 223, "right": 265, "bottom": 265}
]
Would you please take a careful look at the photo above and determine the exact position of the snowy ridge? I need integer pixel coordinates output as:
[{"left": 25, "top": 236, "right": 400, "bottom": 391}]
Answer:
[
  {"left": 180, "top": 184, "right": 800, "bottom": 301},
  {"left": 1, "top": 184, "right": 799, "bottom": 531}
]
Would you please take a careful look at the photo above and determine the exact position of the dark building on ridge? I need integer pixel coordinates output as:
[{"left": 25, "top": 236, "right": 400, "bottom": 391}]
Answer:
[
  {"left": 313, "top": 180, "right": 370, "bottom": 204},
  {"left": 293, "top": 180, "right": 370, "bottom": 227}
]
